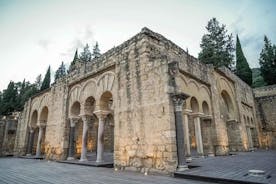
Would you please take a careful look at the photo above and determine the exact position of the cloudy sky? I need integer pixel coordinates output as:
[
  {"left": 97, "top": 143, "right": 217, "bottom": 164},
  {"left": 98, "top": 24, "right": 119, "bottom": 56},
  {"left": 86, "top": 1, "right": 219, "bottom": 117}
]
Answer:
[{"left": 0, "top": 0, "right": 275, "bottom": 90}]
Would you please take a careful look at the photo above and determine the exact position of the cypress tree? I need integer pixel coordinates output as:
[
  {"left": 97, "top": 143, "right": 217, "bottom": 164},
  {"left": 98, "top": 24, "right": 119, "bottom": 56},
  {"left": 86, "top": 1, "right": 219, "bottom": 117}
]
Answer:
[
  {"left": 80, "top": 44, "right": 92, "bottom": 62},
  {"left": 55, "top": 61, "right": 66, "bottom": 82},
  {"left": 92, "top": 42, "right": 101, "bottom": 59},
  {"left": 1, "top": 81, "right": 17, "bottom": 115},
  {"left": 41, "top": 66, "right": 51, "bottom": 91},
  {"left": 236, "top": 35, "right": 252, "bottom": 85},
  {"left": 198, "top": 18, "right": 234, "bottom": 69},
  {"left": 259, "top": 36, "right": 276, "bottom": 85}
]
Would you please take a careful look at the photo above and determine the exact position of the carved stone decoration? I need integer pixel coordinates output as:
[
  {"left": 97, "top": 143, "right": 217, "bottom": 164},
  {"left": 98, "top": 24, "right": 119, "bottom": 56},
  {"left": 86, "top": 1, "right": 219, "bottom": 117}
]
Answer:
[
  {"left": 171, "top": 93, "right": 189, "bottom": 111},
  {"left": 170, "top": 92, "right": 189, "bottom": 171},
  {"left": 168, "top": 61, "right": 179, "bottom": 87}
]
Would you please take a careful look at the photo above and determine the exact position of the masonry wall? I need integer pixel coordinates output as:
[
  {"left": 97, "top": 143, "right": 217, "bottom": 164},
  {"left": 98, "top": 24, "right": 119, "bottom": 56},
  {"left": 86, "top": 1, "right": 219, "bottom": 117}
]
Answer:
[
  {"left": 13, "top": 27, "right": 263, "bottom": 173},
  {"left": 254, "top": 85, "right": 276, "bottom": 149},
  {"left": 113, "top": 32, "right": 175, "bottom": 172}
]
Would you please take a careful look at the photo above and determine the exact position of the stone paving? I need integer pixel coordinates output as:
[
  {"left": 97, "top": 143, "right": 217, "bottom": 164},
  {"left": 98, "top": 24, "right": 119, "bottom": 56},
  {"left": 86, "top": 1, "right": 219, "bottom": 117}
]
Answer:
[
  {"left": 175, "top": 150, "right": 276, "bottom": 184},
  {"left": 0, "top": 158, "right": 214, "bottom": 184}
]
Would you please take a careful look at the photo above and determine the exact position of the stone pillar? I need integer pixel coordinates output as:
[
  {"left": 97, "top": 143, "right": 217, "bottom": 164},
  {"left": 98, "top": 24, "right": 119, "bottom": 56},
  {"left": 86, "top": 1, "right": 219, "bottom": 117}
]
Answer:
[
  {"left": 2, "top": 120, "right": 9, "bottom": 153},
  {"left": 204, "top": 118, "right": 214, "bottom": 156},
  {"left": 94, "top": 110, "right": 110, "bottom": 163},
  {"left": 36, "top": 123, "right": 46, "bottom": 157},
  {"left": 26, "top": 128, "right": 34, "bottom": 156},
  {"left": 247, "top": 127, "right": 253, "bottom": 150},
  {"left": 183, "top": 109, "right": 192, "bottom": 159},
  {"left": 67, "top": 118, "right": 77, "bottom": 160},
  {"left": 80, "top": 115, "right": 89, "bottom": 161},
  {"left": 194, "top": 115, "right": 204, "bottom": 156},
  {"left": 171, "top": 93, "right": 189, "bottom": 171}
]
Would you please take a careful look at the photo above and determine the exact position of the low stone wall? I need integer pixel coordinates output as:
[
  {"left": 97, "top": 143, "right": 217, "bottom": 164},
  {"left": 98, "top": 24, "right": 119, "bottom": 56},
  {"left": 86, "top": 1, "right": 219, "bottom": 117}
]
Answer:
[{"left": 254, "top": 85, "right": 276, "bottom": 149}]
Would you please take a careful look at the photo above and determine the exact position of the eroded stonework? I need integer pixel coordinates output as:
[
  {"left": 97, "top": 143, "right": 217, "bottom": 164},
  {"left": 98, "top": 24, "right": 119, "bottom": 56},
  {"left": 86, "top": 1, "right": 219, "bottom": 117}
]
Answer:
[{"left": 12, "top": 27, "right": 267, "bottom": 173}]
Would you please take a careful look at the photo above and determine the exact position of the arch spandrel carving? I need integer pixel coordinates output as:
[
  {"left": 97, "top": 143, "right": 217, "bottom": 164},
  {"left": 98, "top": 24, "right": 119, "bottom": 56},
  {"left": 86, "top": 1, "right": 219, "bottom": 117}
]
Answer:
[
  {"left": 81, "top": 79, "right": 97, "bottom": 104},
  {"left": 69, "top": 85, "right": 82, "bottom": 107},
  {"left": 96, "top": 72, "right": 115, "bottom": 98}
]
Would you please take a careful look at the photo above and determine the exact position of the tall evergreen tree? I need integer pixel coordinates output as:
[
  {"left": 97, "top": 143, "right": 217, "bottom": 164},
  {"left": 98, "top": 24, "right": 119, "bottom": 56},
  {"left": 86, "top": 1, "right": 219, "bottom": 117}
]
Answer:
[
  {"left": 35, "top": 74, "right": 42, "bottom": 90},
  {"left": 259, "top": 36, "right": 276, "bottom": 85},
  {"left": 236, "top": 35, "right": 252, "bottom": 85},
  {"left": 198, "top": 17, "right": 234, "bottom": 69},
  {"left": 0, "top": 91, "right": 3, "bottom": 114},
  {"left": 55, "top": 61, "right": 66, "bottom": 82},
  {"left": 69, "top": 49, "right": 79, "bottom": 72},
  {"left": 80, "top": 44, "right": 92, "bottom": 62},
  {"left": 92, "top": 42, "right": 101, "bottom": 59},
  {"left": 1, "top": 81, "right": 18, "bottom": 115},
  {"left": 41, "top": 66, "right": 51, "bottom": 91}
]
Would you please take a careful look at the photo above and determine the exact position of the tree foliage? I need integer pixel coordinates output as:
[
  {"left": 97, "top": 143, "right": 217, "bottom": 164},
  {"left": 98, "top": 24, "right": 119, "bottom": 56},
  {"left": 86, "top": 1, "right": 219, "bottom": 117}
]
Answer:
[
  {"left": 40, "top": 66, "right": 51, "bottom": 91},
  {"left": 198, "top": 18, "right": 234, "bottom": 69},
  {"left": 259, "top": 36, "right": 276, "bottom": 85},
  {"left": 235, "top": 35, "right": 252, "bottom": 85},
  {"left": 92, "top": 42, "right": 101, "bottom": 59},
  {"left": 55, "top": 61, "right": 66, "bottom": 82},
  {"left": 80, "top": 43, "right": 92, "bottom": 62},
  {"left": 0, "top": 80, "right": 38, "bottom": 115}
]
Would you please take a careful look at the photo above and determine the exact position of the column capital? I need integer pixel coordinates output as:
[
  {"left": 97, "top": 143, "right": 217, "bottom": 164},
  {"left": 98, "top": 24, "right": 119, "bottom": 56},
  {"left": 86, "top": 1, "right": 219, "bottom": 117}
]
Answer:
[
  {"left": 70, "top": 117, "right": 79, "bottom": 127},
  {"left": 38, "top": 120, "right": 46, "bottom": 127},
  {"left": 171, "top": 93, "right": 189, "bottom": 112},
  {"left": 190, "top": 112, "right": 204, "bottom": 118},
  {"left": 80, "top": 114, "right": 91, "bottom": 122},
  {"left": 93, "top": 110, "right": 110, "bottom": 121}
]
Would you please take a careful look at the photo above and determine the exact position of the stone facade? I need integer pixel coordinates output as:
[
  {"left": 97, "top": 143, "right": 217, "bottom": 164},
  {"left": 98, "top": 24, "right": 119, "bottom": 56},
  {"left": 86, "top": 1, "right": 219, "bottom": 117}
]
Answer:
[
  {"left": 254, "top": 85, "right": 276, "bottom": 149},
  {"left": 0, "top": 112, "right": 19, "bottom": 156},
  {"left": 12, "top": 27, "right": 263, "bottom": 173}
]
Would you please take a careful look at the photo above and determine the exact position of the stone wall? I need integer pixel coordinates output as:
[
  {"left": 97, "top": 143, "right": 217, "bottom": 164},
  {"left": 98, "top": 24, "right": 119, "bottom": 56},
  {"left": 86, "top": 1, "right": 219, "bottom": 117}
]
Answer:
[
  {"left": 13, "top": 27, "right": 263, "bottom": 173},
  {"left": 254, "top": 85, "right": 276, "bottom": 149},
  {"left": 0, "top": 113, "right": 19, "bottom": 156}
]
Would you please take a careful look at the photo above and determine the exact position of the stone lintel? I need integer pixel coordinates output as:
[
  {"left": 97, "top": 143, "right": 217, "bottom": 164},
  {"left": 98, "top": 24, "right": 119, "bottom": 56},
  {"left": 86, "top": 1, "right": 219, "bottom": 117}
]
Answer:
[
  {"left": 190, "top": 112, "right": 204, "bottom": 118},
  {"left": 183, "top": 109, "right": 192, "bottom": 115},
  {"left": 201, "top": 114, "right": 213, "bottom": 120},
  {"left": 226, "top": 119, "right": 239, "bottom": 124}
]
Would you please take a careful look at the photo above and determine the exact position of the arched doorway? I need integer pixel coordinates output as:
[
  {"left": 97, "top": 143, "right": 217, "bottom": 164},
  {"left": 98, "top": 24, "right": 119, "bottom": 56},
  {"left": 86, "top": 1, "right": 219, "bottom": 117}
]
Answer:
[
  {"left": 201, "top": 101, "right": 214, "bottom": 156},
  {"left": 221, "top": 90, "right": 241, "bottom": 152},
  {"left": 189, "top": 97, "right": 203, "bottom": 156},
  {"left": 66, "top": 101, "right": 81, "bottom": 160},
  {"left": 27, "top": 110, "right": 39, "bottom": 156},
  {"left": 94, "top": 91, "right": 114, "bottom": 163},
  {"left": 36, "top": 106, "right": 48, "bottom": 157}
]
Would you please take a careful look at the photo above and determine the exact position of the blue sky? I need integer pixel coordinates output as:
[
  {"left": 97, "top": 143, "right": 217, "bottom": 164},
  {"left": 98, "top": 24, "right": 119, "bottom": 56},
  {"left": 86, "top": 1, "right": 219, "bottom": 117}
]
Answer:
[{"left": 0, "top": 0, "right": 275, "bottom": 90}]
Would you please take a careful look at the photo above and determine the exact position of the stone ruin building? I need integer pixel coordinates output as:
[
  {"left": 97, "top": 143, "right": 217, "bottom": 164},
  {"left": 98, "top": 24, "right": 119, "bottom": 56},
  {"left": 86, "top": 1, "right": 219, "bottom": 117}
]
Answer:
[
  {"left": 1, "top": 27, "right": 275, "bottom": 173},
  {"left": 0, "top": 112, "right": 19, "bottom": 156}
]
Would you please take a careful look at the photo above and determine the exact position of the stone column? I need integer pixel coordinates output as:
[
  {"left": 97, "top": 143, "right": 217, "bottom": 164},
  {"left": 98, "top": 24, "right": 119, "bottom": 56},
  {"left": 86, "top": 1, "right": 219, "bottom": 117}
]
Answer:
[
  {"left": 247, "top": 127, "right": 253, "bottom": 150},
  {"left": 171, "top": 93, "right": 189, "bottom": 171},
  {"left": 2, "top": 120, "right": 9, "bottom": 153},
  {"left": 26, "top": 128, "right": 35, "bottom": 156},
  {"left": 94, "top": 110, "right": 110, "bottom": 163},
  {"left": 67, "top": 118, "right": 77, "bottom": 160},
  {"left": 80, "top": 115, "right": 89, "bottom": 161},
  {"left": 183, "top": 109, "right": 192, "bottom": 160},
  {"left": 36, "top": 122, "right": 46, "bottom": 157},
  {"left": 194, "top": 114, "right": 204, "bottom": 156},
  {"left": 204, "top": 117, "right": 214, "bottom": 156}
]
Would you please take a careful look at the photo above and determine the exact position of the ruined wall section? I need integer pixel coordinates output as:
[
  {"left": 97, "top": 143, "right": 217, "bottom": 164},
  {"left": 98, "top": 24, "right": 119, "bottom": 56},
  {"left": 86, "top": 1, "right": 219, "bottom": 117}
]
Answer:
[
  {"left": 254, "top": 85, "right": 276, "bottom": 149},
  {"left": 113, "top": 29, "right": 174, "bottom": 173},
  {"left": 218, "top": 67, "right": 260, "bottom": 150},
  {"left": 14, "top": 100, "right": 31, "bottom": 155},
  {"left": 44, "top": 82, "right": 68, "bottom": 160}
]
